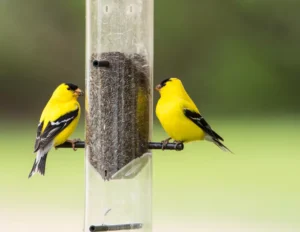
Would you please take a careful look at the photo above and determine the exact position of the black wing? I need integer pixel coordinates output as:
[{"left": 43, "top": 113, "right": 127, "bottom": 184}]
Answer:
[
  {"left": 183, "top": 109, "right": 224, "bottom": 141},
  {"left": 33, "top": 108, "right": 79, "bottom": 152}
]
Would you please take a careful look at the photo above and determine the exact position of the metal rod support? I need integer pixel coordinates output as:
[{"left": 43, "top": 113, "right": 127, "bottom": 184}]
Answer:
[
  {"left": 92, "top": 60, "right": 110, "bottom": 67},
  {"left": 56, "top": 141, "right": 85, "bottom": 149},
  {"left": 56, "top": 141, "right": 184, "bottom": 151},
  {"left": 148, "top": 142, "right": 184, "bottom": 150},
  {"left": 90, "top": 223, "right": 143, "bottom": 231}
]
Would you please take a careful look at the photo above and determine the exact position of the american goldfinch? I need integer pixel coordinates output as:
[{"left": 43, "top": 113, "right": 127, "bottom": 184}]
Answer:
[
  {"left": 155, "top": 77, "right": 232, "bottom": 152},
  {"left": 28, "top": 83, "right": 83, "bottom": 178}
]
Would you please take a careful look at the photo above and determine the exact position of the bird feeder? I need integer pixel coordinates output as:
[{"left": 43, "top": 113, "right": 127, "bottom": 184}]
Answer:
[
  {"left": 58, "top": 0, "right": 184, "bottom": 231},
  {"left": 85, "top": 0, "right": 153, "bottom": 231}
]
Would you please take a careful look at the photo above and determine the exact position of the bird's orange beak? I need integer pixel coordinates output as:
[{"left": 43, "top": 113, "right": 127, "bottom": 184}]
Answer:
[
  {"left": 155, "top": 84, "right": 161, "bottom": 91},
  {"left": 74, "top": 88, "right": 84, "bottom": 96}
]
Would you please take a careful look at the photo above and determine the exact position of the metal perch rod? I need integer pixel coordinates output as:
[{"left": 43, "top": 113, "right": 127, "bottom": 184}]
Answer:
[
  {"left": 90, "top": 223, "right": 143, "bottom": 231},
  {"left": 57, "top": 141, "right": 184, "bottom": 151}
]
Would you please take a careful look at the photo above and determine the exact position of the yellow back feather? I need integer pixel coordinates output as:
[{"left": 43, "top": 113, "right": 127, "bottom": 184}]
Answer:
[
  {"left": 39, "top": 83, "right": 81, "bottom": 133},
  {"left": 158, "top": 77, "right": 200, "bottom": 113}
]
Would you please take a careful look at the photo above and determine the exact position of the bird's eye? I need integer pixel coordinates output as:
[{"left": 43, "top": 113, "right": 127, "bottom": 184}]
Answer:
[{"left": 67, "top": 87, "right": 71, "bottom": 90}]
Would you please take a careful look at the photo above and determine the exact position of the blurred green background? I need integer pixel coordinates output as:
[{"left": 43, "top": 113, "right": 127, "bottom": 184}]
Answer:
[{"left": 1, "top": 0, "right": 300, "bottom": 231}]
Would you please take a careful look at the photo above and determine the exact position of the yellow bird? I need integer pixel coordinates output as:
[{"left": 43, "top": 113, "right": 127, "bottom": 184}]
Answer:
[
  {"left": 28, "top": 83, "right": 83, "bottom": 178},
  {"left": 155, "top": 77, "right": 232, "bottom": 152}
]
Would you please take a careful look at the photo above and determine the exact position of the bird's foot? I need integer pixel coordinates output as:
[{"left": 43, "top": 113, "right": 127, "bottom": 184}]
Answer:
[
  {"left": 67, "top": 138, "right": 81, "bottom": 151},
  {"left": 161, "top": 137, "right": 171, "bottom": 150}
]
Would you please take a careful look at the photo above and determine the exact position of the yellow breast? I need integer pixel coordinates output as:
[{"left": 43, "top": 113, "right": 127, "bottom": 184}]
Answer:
[{"left": 156, "top": 98, "right": 205, "bottom": 142}]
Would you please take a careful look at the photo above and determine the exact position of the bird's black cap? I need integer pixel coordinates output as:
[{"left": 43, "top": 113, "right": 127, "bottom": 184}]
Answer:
[
  {"left": 65, "top": 83, "right": 78, "bottom": 91},
  {"left": 160, "top": 78, "right": 171, "bottom": 87}
]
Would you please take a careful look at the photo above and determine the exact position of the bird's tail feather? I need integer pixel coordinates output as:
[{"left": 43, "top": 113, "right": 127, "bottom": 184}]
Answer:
[
  {"left": 212, "top": 139, "right": 233, "bottom": 154},
  {"left": 28, "top": 152, "right": 48, "bottom": 178}
]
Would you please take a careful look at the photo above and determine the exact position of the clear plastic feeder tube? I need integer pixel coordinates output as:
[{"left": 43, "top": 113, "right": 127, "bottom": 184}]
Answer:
[{"left": 85, "top": 0, "right": 153, "bottom": 231}]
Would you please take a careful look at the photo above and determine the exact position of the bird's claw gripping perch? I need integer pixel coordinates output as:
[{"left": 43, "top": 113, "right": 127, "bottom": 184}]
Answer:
[
  {"left": 67, "top": 138, "right": 81, "bottom": 151},
  {"left": 161, "top": 137, "right": 171, "bottom": 150}
]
